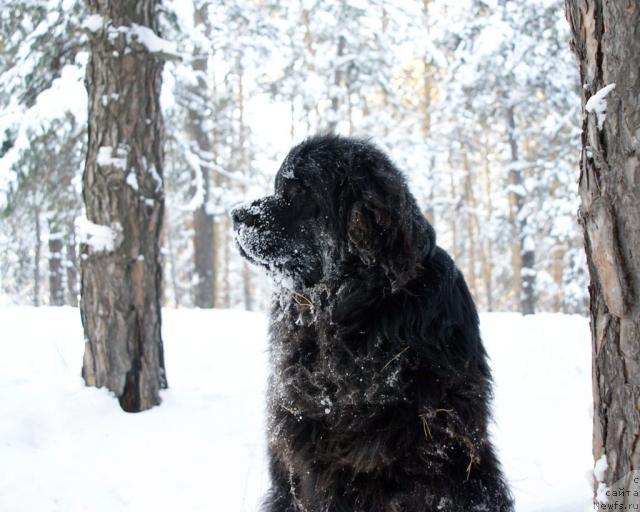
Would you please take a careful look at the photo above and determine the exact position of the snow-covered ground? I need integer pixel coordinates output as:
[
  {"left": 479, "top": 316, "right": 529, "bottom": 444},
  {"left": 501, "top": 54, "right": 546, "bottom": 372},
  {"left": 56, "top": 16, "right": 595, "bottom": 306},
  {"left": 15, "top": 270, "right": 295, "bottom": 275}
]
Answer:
[{"left": 0, "top": 307, "right": 592, "bottom": 511}]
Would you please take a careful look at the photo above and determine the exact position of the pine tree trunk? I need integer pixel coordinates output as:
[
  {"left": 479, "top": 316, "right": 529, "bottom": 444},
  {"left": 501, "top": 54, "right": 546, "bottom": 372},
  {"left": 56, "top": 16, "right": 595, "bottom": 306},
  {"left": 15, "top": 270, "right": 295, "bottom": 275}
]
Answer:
[
  {"left": 48, "top": 219, "right": 65, "bottom": 306},
  {"left": 421, "top": 0, "right": 436, "bottom": 226},
  {"left": 506, "top": 106, "right": 536, "bottom": 314},
  {"left": 192, "top": 184, "right": 215, "bottom": 307},
  {"left": 551, "top": 244, "right": 565, "bottom": 312},
  {"left": 327, "top": 35, "right": 346, "bottom": 133},
  {"left": 301, "top": 6, "right": 318, "bottom": 132},
  {"left": 566, "top": 0, "right": 640, "bottom": 503},
  {"left": 212, "top": 211, "right": 221, "bottom": 308},
  {"left": 80, "top": 0, "right": 167, "bottom": 412},
  {"left": 33, "top": 203, "right": 41, "bottom": 307},
  {"left": 164, "top": 210, "right": 180, "bottom": 308},
  {"left": 210, "top": 65, "right": 222, "bottom": 309},
  {"left": 242, "top": 261, "right": 253, "bottom": 312},
  {"left": 189, "top": 3, "right": 215, "bottom": 309},
  {"left": 463, "top": 154, "right": 478, "bottom": 301},
  {"left": 447, "top": 151, "right": 459, "bottom": 262},
  {"left": 482, "top": 135, "right": 494, "bottom": 311},
  {"left": 223, "top": 215, "right": 231, "bottom": 308},
  {"left": 66, "top": 236, "right": 78, "bottom": 307}
]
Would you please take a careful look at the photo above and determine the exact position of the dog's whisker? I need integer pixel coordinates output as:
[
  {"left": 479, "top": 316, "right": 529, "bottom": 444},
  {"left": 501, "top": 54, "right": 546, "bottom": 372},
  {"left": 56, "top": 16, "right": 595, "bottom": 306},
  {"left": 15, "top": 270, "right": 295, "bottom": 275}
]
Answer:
[
  {"left": 381, "top": 346, "right": 410, "bottom": 371},
  {"left": 419, "top": 413, "right": 433, "bottom": 440},
  {"left": 291, "top": 291, "right": 314, "bottom": 308}
]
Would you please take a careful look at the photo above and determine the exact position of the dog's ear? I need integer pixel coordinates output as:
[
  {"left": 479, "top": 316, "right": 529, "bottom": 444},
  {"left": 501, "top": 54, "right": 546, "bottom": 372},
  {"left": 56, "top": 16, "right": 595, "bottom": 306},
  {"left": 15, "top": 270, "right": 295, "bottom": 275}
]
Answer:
[{"left": 345, "top": 154, "right": 436, "bottom": 290}]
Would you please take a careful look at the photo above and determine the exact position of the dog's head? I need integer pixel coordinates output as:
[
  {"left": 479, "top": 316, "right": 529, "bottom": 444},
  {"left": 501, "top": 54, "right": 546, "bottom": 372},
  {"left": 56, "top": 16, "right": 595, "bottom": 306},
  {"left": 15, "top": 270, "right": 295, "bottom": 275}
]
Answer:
[{"left": 231, "top": 135, "right": 435, "bottom": 290}]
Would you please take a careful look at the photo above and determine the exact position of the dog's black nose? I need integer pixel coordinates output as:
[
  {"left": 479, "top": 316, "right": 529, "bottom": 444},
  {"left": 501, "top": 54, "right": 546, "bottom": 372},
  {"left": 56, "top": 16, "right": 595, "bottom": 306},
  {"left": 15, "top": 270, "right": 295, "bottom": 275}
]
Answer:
[{"left": 230, "top": 206, "right": 248, "bottom": 226}]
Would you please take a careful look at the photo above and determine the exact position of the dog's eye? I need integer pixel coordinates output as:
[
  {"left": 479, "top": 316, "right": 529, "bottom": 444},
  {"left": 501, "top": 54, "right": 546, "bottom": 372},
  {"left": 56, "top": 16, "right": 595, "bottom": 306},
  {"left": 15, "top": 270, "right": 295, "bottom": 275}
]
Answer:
[{"left": 283, "top": 180, "right": 304, "bottom": 199}]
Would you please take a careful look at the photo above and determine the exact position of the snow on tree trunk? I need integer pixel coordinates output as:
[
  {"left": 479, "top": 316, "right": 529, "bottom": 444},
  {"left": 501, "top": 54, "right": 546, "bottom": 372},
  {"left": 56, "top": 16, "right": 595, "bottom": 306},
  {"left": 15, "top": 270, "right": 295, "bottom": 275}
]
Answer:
[
  {"left": 80, "top": 0, "right": 168, "bottom": 412},
  {"left": 566, "top": 0, "right": 640, "bottom": 503}
]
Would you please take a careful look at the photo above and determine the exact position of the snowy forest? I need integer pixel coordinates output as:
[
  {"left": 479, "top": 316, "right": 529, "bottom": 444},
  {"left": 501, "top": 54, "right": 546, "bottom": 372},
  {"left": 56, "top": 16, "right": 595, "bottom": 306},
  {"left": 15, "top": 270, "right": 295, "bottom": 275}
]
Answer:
[
  {"left": 6, "top": 0, "right": 640, "bottom": 510},
  {"left": 0, "top": 0, "right": 587, "bottom": 315}
]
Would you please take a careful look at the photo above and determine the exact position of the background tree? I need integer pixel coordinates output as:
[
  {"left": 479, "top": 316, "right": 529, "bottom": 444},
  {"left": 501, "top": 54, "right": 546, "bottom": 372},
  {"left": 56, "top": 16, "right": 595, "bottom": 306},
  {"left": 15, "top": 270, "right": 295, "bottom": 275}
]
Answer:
[
  {"left": 565, "top": 0, "right": 640, "bottom": 505},
  {"left": 430, "top": 0, "right": 584, "bottom": 314},
  {"left": 80, "top": 0, "right": 172, "bottom": 411},
  {"left": 0, "top": 0, "right": 588, "bottom": 316},
  {"left": 0, "top": 0, "right": 86, "bottom": 306},
  {"left": 183, "top": 1, "right": 216, "bottom": 308}
]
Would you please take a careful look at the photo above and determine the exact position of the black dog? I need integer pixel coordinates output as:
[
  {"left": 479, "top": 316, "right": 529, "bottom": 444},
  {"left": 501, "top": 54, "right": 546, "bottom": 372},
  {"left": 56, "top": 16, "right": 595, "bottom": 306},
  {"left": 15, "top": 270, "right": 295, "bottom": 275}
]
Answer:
[{"left": 232, "top": 135, "right": 513, "bottom": 512}]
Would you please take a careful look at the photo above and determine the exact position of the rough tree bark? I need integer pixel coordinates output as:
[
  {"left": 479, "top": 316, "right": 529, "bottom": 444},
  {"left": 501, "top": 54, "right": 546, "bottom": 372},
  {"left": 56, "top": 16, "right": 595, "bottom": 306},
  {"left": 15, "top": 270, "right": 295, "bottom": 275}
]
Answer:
[
  {"left": 80, "top": 0, "right": 168, "bottom": 412},
  {"left": 565, "top": 0, "right": 640, "bottom": 504}
]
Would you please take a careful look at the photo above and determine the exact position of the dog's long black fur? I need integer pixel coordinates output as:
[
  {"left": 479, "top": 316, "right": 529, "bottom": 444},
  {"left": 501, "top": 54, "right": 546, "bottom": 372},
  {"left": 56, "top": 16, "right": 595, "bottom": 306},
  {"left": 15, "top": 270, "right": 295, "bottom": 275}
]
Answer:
[{"left": 232, "top": 135, "right": 514, "bottom": 512}]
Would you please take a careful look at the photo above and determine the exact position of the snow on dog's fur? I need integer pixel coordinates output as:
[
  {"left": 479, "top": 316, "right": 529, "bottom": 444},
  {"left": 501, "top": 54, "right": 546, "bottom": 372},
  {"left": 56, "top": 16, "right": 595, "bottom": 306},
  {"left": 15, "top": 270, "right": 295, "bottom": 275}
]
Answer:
[{"left": 232, "top": 135, "right": 514, "bottom": 512}]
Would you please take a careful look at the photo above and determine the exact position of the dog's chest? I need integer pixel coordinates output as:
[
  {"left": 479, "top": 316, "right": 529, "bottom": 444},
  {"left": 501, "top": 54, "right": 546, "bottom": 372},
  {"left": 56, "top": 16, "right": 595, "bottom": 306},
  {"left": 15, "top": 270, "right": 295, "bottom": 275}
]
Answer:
[{"left": 268, "top": 291, "right": 409, "bottom": 421}]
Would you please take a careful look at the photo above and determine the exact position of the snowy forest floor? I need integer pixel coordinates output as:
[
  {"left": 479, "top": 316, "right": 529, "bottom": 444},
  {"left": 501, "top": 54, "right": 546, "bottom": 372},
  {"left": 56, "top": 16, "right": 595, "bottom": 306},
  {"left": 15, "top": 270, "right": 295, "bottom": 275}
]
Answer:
[{"left": 0, "top": 307, "right": 592, "bottom": 512}]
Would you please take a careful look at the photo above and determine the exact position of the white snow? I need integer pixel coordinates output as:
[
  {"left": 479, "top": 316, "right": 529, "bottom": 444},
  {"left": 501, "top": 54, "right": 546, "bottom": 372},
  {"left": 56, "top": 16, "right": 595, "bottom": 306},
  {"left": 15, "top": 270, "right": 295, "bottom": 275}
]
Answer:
[
  {"left": 593, "top": 454, "right": 609, "bottom": 504},
  {"left": 129, "top": 23, "right": 180, "bottom": 59},
  {"left": 595, "top": 482, "right": 609, "bottom": 505},
  {"left": 83, "top": 14, "right": 104, "bottom": 33},
  {"left": 483, "top": 313, "right": 593, "bottom": 511},
  {"left": 522, "top": 235, "right": 535, "bottom": 253},
  {"left": 97, "top": 145, "right": 127, "bottom": 170},
  {"left": 148, "top": 163, "right": 163, "bottom": 192},
  {"left": 585, "top": 83, "right": 616, "bottom": 131},
  {"left": 594, "top": 453, "right": 608, "bottom": 482},
  {"left": 125, "top": 171, "right": 139, "bottom": 191},
  {"left": 0, "top": 64, "right": 87, "bottom": 183},
  {"left": 75, "top": 216, "right": 122, "bottom": 252},
  {"left": 0, "top": 308, "right": 592, "bottom": 512},
  {"left": 97, "top": 21, "right": 180, "bottom": 59}
]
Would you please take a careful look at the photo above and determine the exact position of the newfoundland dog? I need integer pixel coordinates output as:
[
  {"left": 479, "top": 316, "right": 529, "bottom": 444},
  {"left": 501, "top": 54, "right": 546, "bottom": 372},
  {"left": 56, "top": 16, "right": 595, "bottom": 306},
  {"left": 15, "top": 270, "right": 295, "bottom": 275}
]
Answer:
[{"left": 231, "top": 135, "right": 513, "bottom": 512}]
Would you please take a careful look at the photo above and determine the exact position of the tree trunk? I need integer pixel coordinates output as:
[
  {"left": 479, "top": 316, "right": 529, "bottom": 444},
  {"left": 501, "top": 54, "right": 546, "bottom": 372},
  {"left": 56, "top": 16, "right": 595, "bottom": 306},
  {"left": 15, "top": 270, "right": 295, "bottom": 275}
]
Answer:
[
  {"left": 80, "top": 0, "right": 167, "bottom": 412},
  {"left": 463, "top": 153, "right": 478, "bottom": 301},
  {"left": 66, "top": 236, "right": 78, "bottom": 307},
  {"left": 566, "top": 0, "right": 640, "bottom": 505},
  {"left": 189, "top": 2, "right": 215, "bottom": 309},
  {"left": 236, "top": 54, "right": 254, "bottom": 311},
  {"left": 164, "top": 210, "right": 180, "bottom": 308},
  {"left": 481, "top": 135, "right": 494, "bottom": 311},
  {"left": 506, "top": 106, "right": 536, "bottom": 314},
  {"left": 301, "top": 4, "right": 319, "bottom": 132},
  {"left": 421, "top": 0, "right": 433, "bottom": 137},
  {"left": 447, "top": 151, "right": 460, "bottom": 262},
  {"left": 223, "top": 215, "right": 231, "bottom": 308},
  {"left": 551, "top": 244, "right": 565, "bottom": 312},
  {"left": 421, "top": 0, "right": 436, "bottom": 226},
  {"left": 327, "top": 35, "right": 346, "bottom": 133},
  {"left": 33, "top": 203, "right": 41, "bottom": 307},
  {"left": 212, "top": 211, "right": 221, "bottom": 308},
  {"left": 48, "top": 219, "right": 65, "bottom": 306},
  {"left": 242, "top": 261, "right": 253, "bottom": 312}
]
